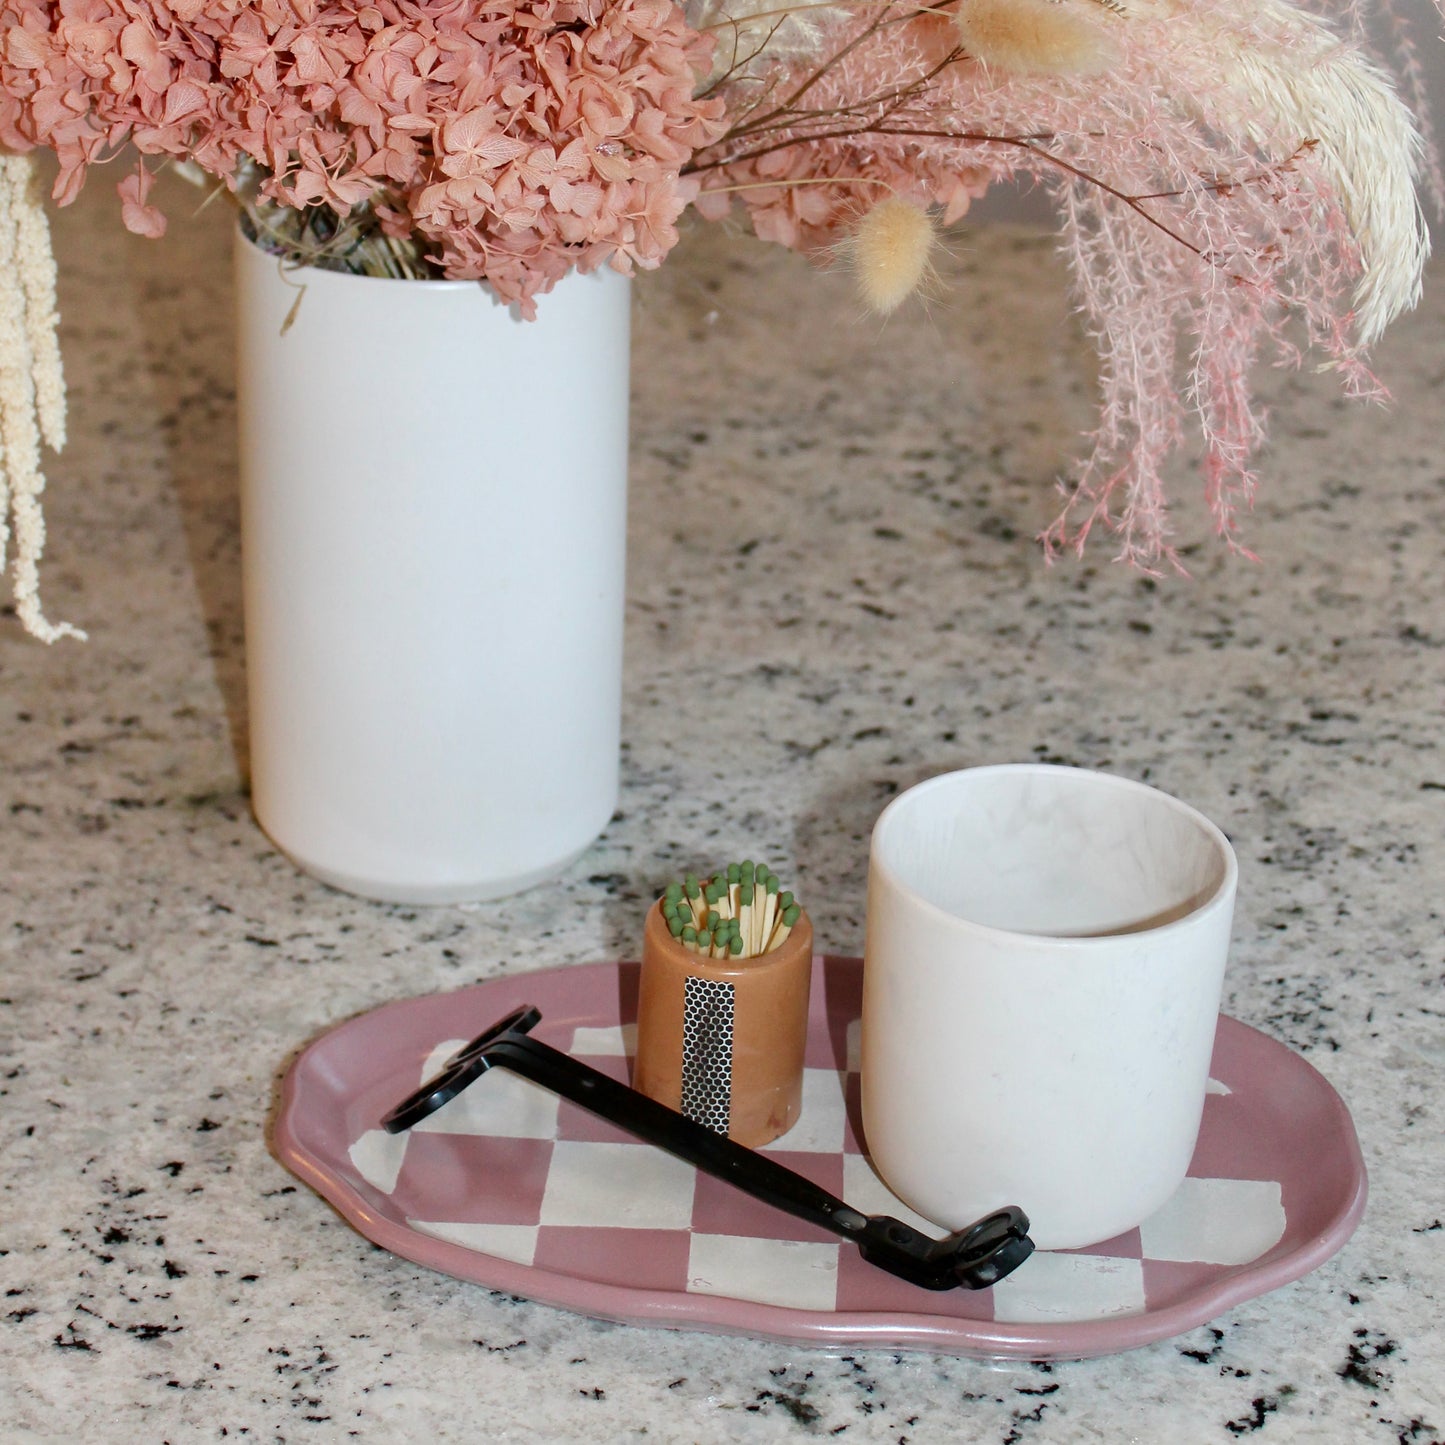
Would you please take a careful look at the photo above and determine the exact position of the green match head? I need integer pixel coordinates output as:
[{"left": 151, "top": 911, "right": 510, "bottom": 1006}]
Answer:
[
  {"left": 726, "top": 863, "right": 741, "bottom": 885},
  {"left": 668, "top": 914, "right": 685, "bottom": 937},
  {"left": 665, "top": 881, "right": 682, "bottom": 901},
  {"left": 729, "top": 934, "right": 744, "bottom": 956},
  {"left": 697, "top": 929, "right": 713, "bottom": 949},
  {"left": 783, "top": 904, "right": 800, "bottom": 926},
  {"left": 706, "top": 909, "right": 721, "bottom": 931},
  {"left": 766, "top": 876, "right": 779, "bottom": 896},
  {"left": 682, "top": 925, "right": 697, "bottom": 943},
  {"left": 739, "top": 883, "right": 754, "bottom": 906},
  {"left": 778, "top": 891, "right": 794, "bottom": 911}
]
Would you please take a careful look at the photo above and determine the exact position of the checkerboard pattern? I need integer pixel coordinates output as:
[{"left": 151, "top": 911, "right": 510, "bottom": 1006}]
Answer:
[{"left": 345, "top": 959, "right": 1288, "bottom": 1327}]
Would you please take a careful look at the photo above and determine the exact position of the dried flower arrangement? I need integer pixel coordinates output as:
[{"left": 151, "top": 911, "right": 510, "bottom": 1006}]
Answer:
[{"left": 0, "top": 0, "right": 1435, "bottom": 638}]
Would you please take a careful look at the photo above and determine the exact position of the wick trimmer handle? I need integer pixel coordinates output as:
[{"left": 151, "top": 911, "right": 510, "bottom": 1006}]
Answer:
[{"left": 382, "top": 1004, "right": 1033, "bottom": 1292}]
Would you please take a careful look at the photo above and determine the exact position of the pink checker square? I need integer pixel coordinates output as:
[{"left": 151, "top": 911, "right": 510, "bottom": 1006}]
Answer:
[
  {"left": 842, "top": 1073, "right": 866, "bottom": 1155},
  {"left": 554, "top": 1097, "right": 640, "bottom": 1146},
  {"left": 807, "top": 956, "right": 861, "bottom": 1072},
  {"left": 1140, "top": 1257, "right": 1239, "bottom": 1312},
  {"left": 691, "top": 1152, "right": 845, "bottom": 1244},
  {"left": 1189, "top": 1088, "right": 1293, "bottom": 1182},
  {"left": 389, "top": 1133, "right": 553, "bottom": 1226},
  {"left": 534, "top": 1226, "right": 692, "bottom": 1292},
  {"left": 553, "top": 1052, "right": 638, "bottom": 1145}
]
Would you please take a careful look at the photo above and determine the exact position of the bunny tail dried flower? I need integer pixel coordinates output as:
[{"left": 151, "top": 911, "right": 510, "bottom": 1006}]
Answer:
[
  {"left": 840, "top": 198, "right": 939, "bottom": 313},
  {"left": 956, "top": 0, "right": 1118, "bottom": 76},
  {"left": 0, "top": 153, "right": 79, "bottom": 643}
]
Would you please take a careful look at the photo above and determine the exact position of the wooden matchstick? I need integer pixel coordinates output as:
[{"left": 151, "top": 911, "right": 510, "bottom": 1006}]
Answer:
[
  {"left": 658, "top": 865, "right": 801, "bottom": 960},
  {"left": 768, "top": 902, "right": 801, "bottom": 951},
  {"left": 759, "top": 874, "right": 778, "bottom": 954}
]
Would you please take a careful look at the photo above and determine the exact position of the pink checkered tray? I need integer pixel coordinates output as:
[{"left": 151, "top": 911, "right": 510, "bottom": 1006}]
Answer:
[{"left": 273, "top": 957, "right": 1366, "bottom": 1360}]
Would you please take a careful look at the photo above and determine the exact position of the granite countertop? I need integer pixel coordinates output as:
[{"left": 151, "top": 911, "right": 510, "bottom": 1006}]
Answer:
[{"left": 1, "top": 172, "right": 1441, "bottom": 1444}]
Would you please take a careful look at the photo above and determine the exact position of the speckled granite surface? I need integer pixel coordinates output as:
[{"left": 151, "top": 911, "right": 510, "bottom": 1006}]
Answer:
[{"left": 1, "top": 172, "right": 1442, "bottom": 1444}]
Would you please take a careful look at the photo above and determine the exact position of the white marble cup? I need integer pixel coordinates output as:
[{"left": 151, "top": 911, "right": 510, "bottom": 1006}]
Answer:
[{"left": 861, "top": 764, "right": 1238, "bottom": 1251}]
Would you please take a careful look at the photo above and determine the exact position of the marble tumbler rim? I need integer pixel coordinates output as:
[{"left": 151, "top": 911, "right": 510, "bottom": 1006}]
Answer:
[{"left": 869, "top": 762, "right": 1238, "bottom": 948}]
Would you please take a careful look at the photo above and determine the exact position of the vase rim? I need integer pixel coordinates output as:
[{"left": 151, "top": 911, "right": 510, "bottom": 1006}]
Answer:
[{"left": 235, "top": 222, "right": 500, "bottom": 291}]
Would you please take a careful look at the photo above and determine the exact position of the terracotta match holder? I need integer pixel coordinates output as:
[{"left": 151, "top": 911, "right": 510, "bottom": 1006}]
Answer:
[{"left": 633, "top": 900, "right": 813, "bottom": 1147}]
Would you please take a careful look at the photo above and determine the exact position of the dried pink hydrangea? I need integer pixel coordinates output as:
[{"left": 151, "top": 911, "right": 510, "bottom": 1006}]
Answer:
[{"left": 0, "top": 0, "right": 726, "bottom": 312}]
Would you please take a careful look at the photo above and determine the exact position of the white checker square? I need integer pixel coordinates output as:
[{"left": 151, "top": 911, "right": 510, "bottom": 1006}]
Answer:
[
  {"left": 539, "top": 1141, "right": 696, "bottom": 1229},
  {"left": 413, "top": 1065, "right": 560, "bottom": 1139},
  {"left": 423, "top": 1039, "right": 469, "bottom": 1072},
  {"left": 570, "top": 1023, "right": 636, "bottom": 1057},
  {"left": 410, "top": 1220, "right": 538, "bottom": 1266},
  {"left": 687, "top": 1233, "right": 839, "bottom": 1312},
  {"left": 841, "top": 1155, "right": 950, "bottom": 1238},
  {"left": 1139, "top": 1178, "right": 1285, "bottom": 1265},
  {"left": 348, "top": 1129, "right": 410, "bottom": 1194},
  {"left": 991, "top": 1252, "right": 1146, "bottom": 1323},
  {"left": 761, "top": 1069, "right": 847, "bottom": 1154}
]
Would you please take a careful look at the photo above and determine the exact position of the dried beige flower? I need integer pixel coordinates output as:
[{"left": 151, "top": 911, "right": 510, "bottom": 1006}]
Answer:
[
  {"left": 955, "top": 0, "right": 1117, "bottom": 77},
  {"left": 842, "top": 198, "right": 938, "bottom": 314}
]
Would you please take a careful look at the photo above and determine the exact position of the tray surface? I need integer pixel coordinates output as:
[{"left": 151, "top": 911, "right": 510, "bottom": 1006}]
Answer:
[{"left": 273, "top": 957, "right": 1367, "bottom": 1359}]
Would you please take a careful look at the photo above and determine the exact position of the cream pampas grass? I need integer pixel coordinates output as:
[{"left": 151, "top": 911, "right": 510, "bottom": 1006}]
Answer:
[
  {"left": 842, "top": 198, "right": 938, "bottom": 313},
  {"left": 956, "top": 0, "right": 1117, "bottom": 76},
  {"left": 0, "top": 153, "right": 80, "bottom": 643},
  {"left": 1181, "top": 0, "right": 1428, "bottom": 345}
]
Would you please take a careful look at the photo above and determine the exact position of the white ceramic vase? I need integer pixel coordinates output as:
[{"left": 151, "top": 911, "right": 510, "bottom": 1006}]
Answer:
[{"left": 234, "top": 233, "right": 631, "bottom": 903}]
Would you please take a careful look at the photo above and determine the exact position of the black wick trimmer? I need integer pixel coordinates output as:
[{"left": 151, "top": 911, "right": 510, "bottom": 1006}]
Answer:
[{"left": 382, "top": 1004, "right": 1034, "bottom": 1292}]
